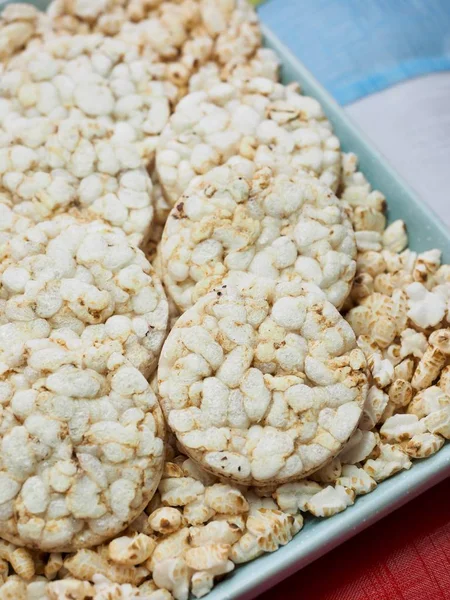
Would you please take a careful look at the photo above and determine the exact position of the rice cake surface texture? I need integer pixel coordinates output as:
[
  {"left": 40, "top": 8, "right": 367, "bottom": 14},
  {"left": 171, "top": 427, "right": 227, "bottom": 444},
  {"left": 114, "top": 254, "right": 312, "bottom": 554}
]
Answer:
[
  {"left": 188, "top": 47, "right": 280, "bottom": 93},
  {"left": 0, "top": 33, "right": 172, "bottom": 242},
  {"left": 160, "top": 161, "right": 356, "bottom": 311},
  {"left": 0, "top": 216, "right": 168, "bottom": 551},
  {"left": 47, "top": 0, "right": 262, "bottom": 95},
  {"left": 158, "top": 273, "right": 368, "bottom": 486},
  {"left": 156, "top": 77, "right": 341, "bottom": 206}
]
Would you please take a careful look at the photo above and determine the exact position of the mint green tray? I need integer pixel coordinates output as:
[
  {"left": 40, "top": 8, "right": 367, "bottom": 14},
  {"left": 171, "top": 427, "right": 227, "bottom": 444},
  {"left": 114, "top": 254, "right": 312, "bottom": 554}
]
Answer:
[{"left": 2, "top": 5, "right": 449, "bottom": 597}]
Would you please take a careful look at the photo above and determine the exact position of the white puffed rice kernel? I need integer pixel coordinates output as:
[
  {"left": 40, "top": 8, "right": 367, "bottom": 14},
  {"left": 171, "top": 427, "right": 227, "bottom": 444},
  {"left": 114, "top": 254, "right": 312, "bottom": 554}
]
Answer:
[
  {"left": 406, "top": 282, "right": 446, "bottom": 329},
  {"left": 403, "top": 432, "right": 445, "bottom": 458},
  {"left": 407, "top": 386, "right": 450, "bottom": 419},
  {"left": 191, "top": 571, "right": 214, "bottom": 599},
  {"left": 185, "top": 543, "right": 233, "bottom": 575},
  {"left": 153, "top": 557, "right": 190, "bottom": 600},
  {"left": 336, "top": 465, "right": 377, "bottom": 495},
  {"left": 244, "top": 508, "right": 299, "bottom": 552},
  {"left": 363, "top": 444, "right": 412, "bottom": 482},
  {"left": 380, "top": 414, "right": 426, "bottom": 443},
  {"left": 423, "top": 407, "right": 450, "bottom": 439},
  {"left": 149, "top": 528, "right": 191, "bottom": 570},
  {"left": 306, "top": 485, "right": 354, "bottom": 517},
  {"left": 149, "top": 507, "right": 183, "bottom": 535},
  {"left": 273, "top": 480, "right": 323, "bottom": 514},
  {"left": 108, "top": 534, "right": 156, "bottom": 566},
  {"left": 64, "top": 550, "right": 149, "bottom": 585}
]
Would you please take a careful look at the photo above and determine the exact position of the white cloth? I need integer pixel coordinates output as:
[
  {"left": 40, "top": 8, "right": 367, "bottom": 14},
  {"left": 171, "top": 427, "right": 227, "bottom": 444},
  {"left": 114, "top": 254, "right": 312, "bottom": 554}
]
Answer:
[{"left": 346, "top": 72, "right": 450, "bottom": 225}]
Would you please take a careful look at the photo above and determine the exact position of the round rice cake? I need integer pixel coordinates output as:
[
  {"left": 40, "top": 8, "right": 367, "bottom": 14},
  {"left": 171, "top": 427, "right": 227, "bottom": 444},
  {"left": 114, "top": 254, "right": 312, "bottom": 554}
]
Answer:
[
  {"left": 3, "top": 33, "right": 172, "bottom": 162},
  {"left": 158, "top": 273, "right": 368, "bottom": 486},
  {"left": 0, "top": 33, "right": 172, "bottom": 242},
  {"left": 156, "top": 77, "right": 341, "bottom": 206},
  {"left": 0, "top": 117, "right": 157, "bottom": 246},
  {"left": 0, "top": 216, "right": 168, "bottom": 551},
  {"left": 160, "top": 161, "right": 356, "bottom": 311},
  {"left": 0, "top": 215, "right": 169, "bottom": 376}
]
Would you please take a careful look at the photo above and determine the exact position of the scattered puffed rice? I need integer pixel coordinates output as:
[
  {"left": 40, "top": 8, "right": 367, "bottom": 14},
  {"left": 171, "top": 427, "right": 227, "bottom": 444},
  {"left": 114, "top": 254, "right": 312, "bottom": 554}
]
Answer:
[
  {"left": 149, "top": 529, "right": 191, "bottom": 571},
  {"left": 339, "top": 153, "right": 388, "bottom": 253},
  {"left": 403, "top": 432, "right": 445, "bottom": 459},
  {"left": 424, "top": 407, "right": 450, "bottom": 439},
  {"left": 273, "top": 480, "right": 322, "bottom": 514},
  {"left": 406, "top": 282, "right": 446, "bottom": 329},
  {"left": 204, "top": 484, "right": 249, "bottom": 515},
  {"left": 64, "top": 550, "right": 149, "bottom": 586},
  {"left": 336, "top": 465, "right": 376, "bottom": 496},
  {"left": 149, "top": 507, "right": 183, "bottom": 535},
  {"left": 306, "top": 485, "right": 354, "bottom": 517},
  {"left": 190, "top": 520, "right": 243, "bottom": 548},
  {"left": 380, "top": 414, "right": 426, "bottom": 443},
  {"left": 108, "top": 534, "right": 156, "bottom": 566},
  {"left": 363, "top": 443, "right": 412, "bottom": 482},
  {"left": 47, "top": 573, "right": 148, "bottom": 599},
  {"left": 407, "top": 386, "right": 450, "bottom": 419},
  {"left": 191, "top": 570, "right": 214, "bottom": 599},
  {"left": 153, "top": 557, "right": 190, "bottom": 600},
  {"left": 0, "top": 540, "right": 35, "bottom": 581}
]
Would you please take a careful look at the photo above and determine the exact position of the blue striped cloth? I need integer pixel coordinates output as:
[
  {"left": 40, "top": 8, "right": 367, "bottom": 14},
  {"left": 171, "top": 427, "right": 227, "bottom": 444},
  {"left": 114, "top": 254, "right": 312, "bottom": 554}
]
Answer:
[{"left": 258, "top": 0, "right": 450, "bottom": 104}]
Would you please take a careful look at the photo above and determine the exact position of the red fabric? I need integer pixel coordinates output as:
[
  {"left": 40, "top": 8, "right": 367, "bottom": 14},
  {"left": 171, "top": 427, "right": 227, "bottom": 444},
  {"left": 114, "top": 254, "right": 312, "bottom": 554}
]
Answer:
[{"left": 264, "top": 478, "right": 450, "bottom": 600}]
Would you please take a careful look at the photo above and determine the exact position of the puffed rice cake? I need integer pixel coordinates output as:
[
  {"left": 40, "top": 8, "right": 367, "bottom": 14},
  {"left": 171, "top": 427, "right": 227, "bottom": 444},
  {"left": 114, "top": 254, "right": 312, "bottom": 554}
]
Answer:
[
  {"left": 158, "top": 272, "right": 368, "bottom": 486},
  {"left": 0, "top": 33, "right": 173, "bottom": 243},
  {"left": 156, "top": 76, "right": 342, "bottom": 207},
  {"left": 160, "top": 160, "right": 356, "bottom": 311},
  {"left": 0, "top": 215, "right": 168, "bottom": 550}
]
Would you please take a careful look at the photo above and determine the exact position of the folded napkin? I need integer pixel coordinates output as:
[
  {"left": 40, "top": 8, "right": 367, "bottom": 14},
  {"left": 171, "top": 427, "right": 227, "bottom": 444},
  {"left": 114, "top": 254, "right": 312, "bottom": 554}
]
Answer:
[{"left": 258, "top": 0, "right": 450, "bottom": 104}]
